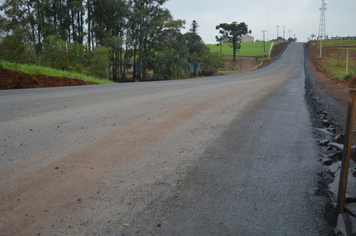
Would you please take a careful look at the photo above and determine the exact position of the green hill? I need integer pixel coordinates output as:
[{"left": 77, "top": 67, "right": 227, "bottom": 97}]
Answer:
[{"left": 207, "top": 41, "right": 273, "bottom": 57}]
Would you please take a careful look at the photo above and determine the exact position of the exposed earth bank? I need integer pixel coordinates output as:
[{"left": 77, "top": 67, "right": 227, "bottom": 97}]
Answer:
[
  {"left": 305, "top": 41, "right": 356, "bottom": 137},
  {"left": 0, "top": 68, "right": 98, "bottom": 90},
  {"left": 305, "top": 41, "right": 356, "bottom": 234}
]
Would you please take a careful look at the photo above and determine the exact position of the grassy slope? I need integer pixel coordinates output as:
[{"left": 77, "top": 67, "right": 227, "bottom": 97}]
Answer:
[
  {"left": 207, "top": 41, "right": 273, "bottom": 57},
  {"left": 311, "top": 40, "right": 356, "bottom": 78},
  {"left": 1, "top": 42, "right": 274, "bottom": 83},
  {"left": 0, "top": 61, "right": 113, "bottom": 84}
]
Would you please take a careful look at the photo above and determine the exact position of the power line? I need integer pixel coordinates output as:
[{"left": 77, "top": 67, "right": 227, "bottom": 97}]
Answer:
[
  {"left": 189, "top": 0, "right": 236, "bottom": 22},
  {"left": 177, "top": 0, "right": 199, "bottom": 11}
]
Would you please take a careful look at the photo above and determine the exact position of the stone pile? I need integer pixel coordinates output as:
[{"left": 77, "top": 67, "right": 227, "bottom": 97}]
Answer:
[{"left": 315, "top": 119, "right": 356, "bottom": 235}]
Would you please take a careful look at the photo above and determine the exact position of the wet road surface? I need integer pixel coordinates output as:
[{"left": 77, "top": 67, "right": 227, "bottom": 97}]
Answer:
[{"left": 0, "top": 43, "right": 332, "bottom": 235}]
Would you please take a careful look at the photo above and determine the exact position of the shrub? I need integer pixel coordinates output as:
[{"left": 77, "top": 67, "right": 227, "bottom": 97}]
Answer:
[
  {"left": 88, "top": 46, "right": 111, "bottom": 79},
  {"left": 344, "top": 71, "right": 355, "bottom": 81},
  {"left": 254, "top": 57, "right": 260, "bottom": 66},
  {"left": 153, "top": 50, "right": 175, "bottom": 80}
]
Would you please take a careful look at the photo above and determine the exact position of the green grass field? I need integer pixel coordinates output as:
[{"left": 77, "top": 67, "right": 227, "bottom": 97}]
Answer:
[
  {"left": 0, "top": 61, "right": 113, "bottom": 84},
  {"left": 310, "top": 40, "right": 356, "bottom": 79},
  {"left": 207, "top": 41, "right": 273, "bottom": 57},
  {"left": 318, "top": 40, "right": 356, "bottom": 47}
]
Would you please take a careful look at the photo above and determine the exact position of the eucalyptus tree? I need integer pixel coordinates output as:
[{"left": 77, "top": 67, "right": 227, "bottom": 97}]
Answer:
[
  {"left": 0, "top": 0, "right": 37, "bottom": 60},
  {"left": 90, "top": 0, "right": 128, "bottom": 81},
  {"left": 129, "top": 0, "right": 184, "bottom": 81}
]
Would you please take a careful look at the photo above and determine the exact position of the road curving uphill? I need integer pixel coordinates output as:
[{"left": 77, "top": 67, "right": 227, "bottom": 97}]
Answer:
[{"left": 0, "top": 43, "right": 333, "bottom": 235}]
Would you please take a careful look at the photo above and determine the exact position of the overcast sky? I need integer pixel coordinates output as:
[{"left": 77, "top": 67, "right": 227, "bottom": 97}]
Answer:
[{"left": 163, "top": 0, "right": 356, "bottom": 44}]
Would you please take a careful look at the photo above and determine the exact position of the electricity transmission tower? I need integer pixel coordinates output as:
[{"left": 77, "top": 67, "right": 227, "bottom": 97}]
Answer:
[{"left": 318, "top": 0, "right": 327, "bottom": 40}]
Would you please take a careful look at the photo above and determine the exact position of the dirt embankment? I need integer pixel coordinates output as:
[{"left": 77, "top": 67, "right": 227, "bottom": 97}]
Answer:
[
  {"left": 0, "top": 68, "right": 97, "bottom": 90},
  {"left": 306, "top": 42, "right": 356, "bottom": 128},
  {"left": 307, "top": 42, "right": 356, "bottom": 89},
  {"left": 306, "top": 42, "right": 356, "bottom": 233},
  {"left": 306, "top": 42, "right": 351, "bottom": 130}
]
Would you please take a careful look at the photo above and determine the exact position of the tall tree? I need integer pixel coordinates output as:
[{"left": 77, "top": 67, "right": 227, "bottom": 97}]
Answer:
[
  {"left": 130, "top": 0, "right": 183, "bottom": 81},
  {"left": 216, "top": 21, "right": 251, "bottom": 61},
  {"left": 190, "top": 19, "right": 198, "bottom": 33},
  {"left": 184, "top": 30, "right": 204, "bottom": 75},
  {"left": 92, "top": 0, "right": 128, "bottom": 82}
]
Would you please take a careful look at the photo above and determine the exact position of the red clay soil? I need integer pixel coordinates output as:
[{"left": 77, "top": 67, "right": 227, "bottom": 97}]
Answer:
[
  {"left": 270, "top": 42, "right": 289, "bottom": 58},
  {"left": 0, "top": 68, "right": 97, "bottom": 90},
  {"left": 347, "top": 76, "right": 356, "bottom": 88},
  {"left": 223, "top": 57, "right": 255, "bottom": 73}
]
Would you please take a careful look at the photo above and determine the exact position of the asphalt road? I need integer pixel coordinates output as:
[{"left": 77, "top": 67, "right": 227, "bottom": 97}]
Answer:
[{"left": 0, "top": 43, "right": 332, "bottom": 235}]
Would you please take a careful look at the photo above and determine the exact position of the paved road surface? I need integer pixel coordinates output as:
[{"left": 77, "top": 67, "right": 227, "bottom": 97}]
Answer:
[{"left": 0, "top": 43, "right": 332, "bottom": 235}]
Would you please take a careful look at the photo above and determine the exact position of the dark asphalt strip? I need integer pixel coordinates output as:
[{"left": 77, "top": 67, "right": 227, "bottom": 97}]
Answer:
[{"left": 130, "top": 68, "right": 334, "bottom": 235}]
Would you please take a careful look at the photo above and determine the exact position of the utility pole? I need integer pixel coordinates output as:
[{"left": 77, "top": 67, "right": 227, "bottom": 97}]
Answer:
[
  {"left": 261, "top": 30, "right": 267, "bottom": 57},
  {"left": 267, "top": 5, "right": 270, "bottom": 41},
  {"left": 282, "top": 26, "right": 286, "bottom": 41},
  {"left": 215, "top": 35, "right": 224, "bottom": 58},
  {"left": 276, "top": 26, "right": 280, "bottom": 43},
  {"left": 289, "top": 29, "right": 291, "bottom": 39},
  {"left": 346, "top": 48, "right": 349, "bottom": 74}
]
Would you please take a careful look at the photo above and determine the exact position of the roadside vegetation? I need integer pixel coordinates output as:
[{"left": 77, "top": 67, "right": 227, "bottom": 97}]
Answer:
[
  {"left": 0, "top": 1, "right": 230, "bottom": 83},
  {"left": 308, "top": 40, "right": 356, "bottom": 81},
  {"left": 0, "top": 1, "right": 285, "bottom": 87},
  {"left": 0, "top": 60, "right": 113, "bottom": 84}
]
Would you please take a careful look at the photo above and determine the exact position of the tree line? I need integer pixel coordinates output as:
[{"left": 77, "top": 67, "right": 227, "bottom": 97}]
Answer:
[{"left": 0, "top": 0, "right": 225, "bottom": 82}]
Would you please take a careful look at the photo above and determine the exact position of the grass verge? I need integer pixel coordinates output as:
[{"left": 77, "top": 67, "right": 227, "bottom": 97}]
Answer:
[
  {"left": 0, "top": 61, "right": 113, "bottom": 84},
  {"left": 217, "top": 70, "right": 240, "bottom": 75}
]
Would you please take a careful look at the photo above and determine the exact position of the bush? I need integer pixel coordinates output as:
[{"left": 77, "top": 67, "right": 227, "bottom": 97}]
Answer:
[
  {"left": 41, "top": 35, "right": 69, "bottom": 70},
  {"left": 153, "top": 50, "right": 175, "bottom": 80},
  {"left": 88, "top": 46, "right": 111, "bottom": 79},
  {"left": 254, "top": 57, "right": 260, "bottom": 66},
  {"left": 344, "top": 71, "right": 355, "bottom": 81}
]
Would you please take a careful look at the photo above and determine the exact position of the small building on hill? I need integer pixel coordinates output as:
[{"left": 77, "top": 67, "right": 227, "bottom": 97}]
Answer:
[
  {"left": 241, "top": 34, "right": 254, "bottom": 43},
  {"left": 331, "top": 36, "right": 356, "bottom": 40}
]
